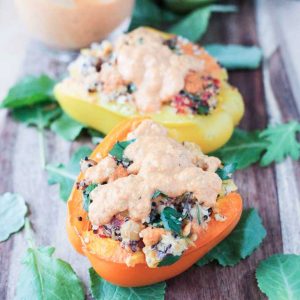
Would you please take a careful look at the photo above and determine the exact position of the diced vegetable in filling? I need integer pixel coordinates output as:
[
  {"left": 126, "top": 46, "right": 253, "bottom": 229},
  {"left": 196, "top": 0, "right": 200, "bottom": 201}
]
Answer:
[
  {"left": 76, "top": 120, "right": 237, "bottom": 267},
  {"left": 64, "top": 28, "right": 222, "bottom": 115}
]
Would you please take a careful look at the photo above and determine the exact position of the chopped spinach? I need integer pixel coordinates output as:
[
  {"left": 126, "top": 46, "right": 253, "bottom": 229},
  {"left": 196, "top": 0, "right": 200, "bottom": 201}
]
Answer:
[
  {"left": 180, "top": 90, "right": 200, "bottom": 102},
  {"left": 109, "top": 139, "right": 136, "bottom": 161},
  {"left": 216, "top": 162, "right": 237, "bottom": 180},
  {"left": 196, "top": 203, "right": 202, "bottom": 225},
  {"left": 161, "top": 207, "right": 183, "bottom": 235},
  {"left": 127, "top": 83, "right": 137, "bottom": 94},
  {"left": 151, "top": 190, "right": 168, "bottom": 200},
  {"left": 83, "top": 184, "right": 98, "bottom": 212},
  {"left": 158, "top": 254, "right": 181, "bottom": 267},
  {"left": 197, "top": 104, "right": 210, "bottom": 115},
  {"left": 179, "top": 90, "right": 210, "bottom": 115}
]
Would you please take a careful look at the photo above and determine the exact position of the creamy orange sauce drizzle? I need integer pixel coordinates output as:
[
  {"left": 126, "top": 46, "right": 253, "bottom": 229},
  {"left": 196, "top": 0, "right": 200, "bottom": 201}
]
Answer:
[
  {"left": 114, "top": 28, "right": 204, "bottom": 112},
  {"left": 64, "top": 27, "right": 223, "bottom": 115},
  {"left": 85, "top": 156, "right": 117, "bottom": 184},
  {"left": 88, "top": 120, "right": 222, "bottom": 225}
]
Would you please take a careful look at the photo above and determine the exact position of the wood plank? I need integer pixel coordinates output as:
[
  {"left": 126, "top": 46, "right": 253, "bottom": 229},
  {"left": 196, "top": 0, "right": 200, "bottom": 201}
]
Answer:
[
  {"left": 167, "top": 1, "right": 282, "bottom": 299},
  {"left": 0, "top": 0, "right": 28, "bottom": 101},
  {"left": 0, "top": 0, "right": 295, "bottom": 299},
  {"left": 256, "top": 0, "right": 300, "bottom": 254},
  {"left": 272, "top": 0, "right": 300, "bottom": 113}
]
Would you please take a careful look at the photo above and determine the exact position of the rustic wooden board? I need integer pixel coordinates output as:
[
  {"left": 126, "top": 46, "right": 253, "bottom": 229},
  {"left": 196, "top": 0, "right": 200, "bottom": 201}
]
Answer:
[{"left": 0, "top": 0, "right": 299, "bottom": 299}]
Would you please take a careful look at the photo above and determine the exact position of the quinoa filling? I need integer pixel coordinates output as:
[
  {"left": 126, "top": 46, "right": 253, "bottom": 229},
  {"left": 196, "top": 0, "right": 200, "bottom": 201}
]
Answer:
[
  {"left": 65, "top": 28, "right": 222, "bottom": 116},
  {"left": 76, "top": 120, "right": 237, "bottom": 267}
]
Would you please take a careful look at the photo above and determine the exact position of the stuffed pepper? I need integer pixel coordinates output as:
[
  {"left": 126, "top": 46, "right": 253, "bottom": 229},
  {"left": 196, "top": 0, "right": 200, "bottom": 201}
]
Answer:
[
  {"left": 67, "top": 118, "right": 243, "bottom": 287},
  {"left": 55, "top": 27, "right": 244, "bottom": 153}
]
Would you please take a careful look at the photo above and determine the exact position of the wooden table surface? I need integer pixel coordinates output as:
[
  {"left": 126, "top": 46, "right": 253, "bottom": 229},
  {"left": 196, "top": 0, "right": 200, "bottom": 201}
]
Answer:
[{"left": 0, "top": 0, "right": 300, "bottom": 299}]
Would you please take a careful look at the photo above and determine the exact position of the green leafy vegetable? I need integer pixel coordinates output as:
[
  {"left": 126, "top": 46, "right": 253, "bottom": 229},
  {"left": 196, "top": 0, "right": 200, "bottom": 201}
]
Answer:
[
  {"left": 214, "top": 121, "right": 300, "bottom": 169},
  {"left": 46, "top": 146, "right": 92, "bottom": 201},
  {"left": 1, "top": 75, "right": 56, "bottom": 109},
  {"left": 205, "top": 44, "right": 262, "bottom": 69},
  {"left": 216, "top": 162, "right": 237, "bottom": 180},
  {"left": 158, "top": 255, "right": 181, "bottom": 267},
  {"left": 109, "top": 139, "right": 136, "bottom": 161},
  {"left": 16, "top": 246, "right": 84, "bottom": 300},
  {"left": 129, "top": 0, "right": 162, "bottom": 30},
  {"left": 12, "top": 102, "right": 62, "bottom": 168},
  {"left": 129, "top": 1, "right": 235, "bottom": 42},
  {"left": 151, "top": 190, "right": 168, "bottom": 200},
  {"left": 129, "top": 0, "right": 178, "bottom": 31},
  {"left": 196, "top": 203, "right": 202, "bottom": 225},
  {"left": 256, "top": 254, "right": 300, "bottom": 300},
  {"left": 89, "top": 268, "right": 166, "bottom": 300},
  {"left": 16, "top": 219, "right": 84, "bottom": 300},
  {"left": 168, "top": 5, "right": 236, "bottom": 41},
  {"left": 164, "top": 0, "right": 216, "bottom": 14},
  {"left": 161, "top": 207, "right": 183, "bottom": 235},
  {"left": 168, "top": 6, "right": 211, "bottom": 42},
  {"left": 197, "top": 104, "right": 210, "bottom": 115},
  {"left": 127, "top": 83, "right": 137, "bottom": 94},
  {"left": 212, "top": 129, "right": 268, "bottom": 170},
  {"left": 88, "top": 128, "right": 105, "bottom": 145},
  {"left": 12, "top": 102, "right": 61, "bottom": 129},
  {"left": 260, "top": 121, "right": 300, "bottom": 166},
  {"left": 50, "top": 113, "right": 85, "bottom": 141},
  {"left": 152, "top": 190, "right": 162, "bottom": 199},
  {"left": 0, "top": 193, "right": 27, "bottom": 242},
  {"left": 197, "top": 209, "right": 266, "bottom": 266},
  {"left": 83, "top": 184, "right": 98, "bottom": 211}
]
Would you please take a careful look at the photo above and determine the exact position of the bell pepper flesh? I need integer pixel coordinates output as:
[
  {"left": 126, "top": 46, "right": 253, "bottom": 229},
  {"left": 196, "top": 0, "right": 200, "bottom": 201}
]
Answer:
[
  {"left": 66, "top": 117, "right": 243, "bottom": 287},
  {"left": 54, "top": 29, "right": 244, "bottom": 153}
]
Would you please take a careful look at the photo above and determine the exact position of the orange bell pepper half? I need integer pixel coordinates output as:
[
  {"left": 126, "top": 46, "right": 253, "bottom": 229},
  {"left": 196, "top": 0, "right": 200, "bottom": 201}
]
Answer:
[{"left": 66, "top": 117, "right": 243, "bottom": 287}]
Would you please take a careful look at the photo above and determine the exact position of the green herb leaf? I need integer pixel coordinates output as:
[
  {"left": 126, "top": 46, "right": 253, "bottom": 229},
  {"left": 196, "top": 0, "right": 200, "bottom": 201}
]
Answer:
[
  {"left": 151, "top": 190, "right": 168, "bottom": 200},
  {"left": 212, "top": 129, "right": 269, "bottom": 170},
  {"left": 46, "top": 146, "right": 92, "bottom": 201},
  {"left": 127, "top": 83, "right": 137, "bottom": 94},
  {"left": 256, "top": 254, "right": 300, "bottom": 300},
  {"left": 197, "top": 104, "right": 210, "bottom": 115},
  {"left": 161, "top": 207, "right": 183, "bottom": 235},
  {"left": 168, "top": 6, "right": 211, "bottom": 42},
  {"left": 83, "top": 184, "right": 98, "bottom": 212},
  {"left": 205, "top": 44, "right": 262, "bottom": 70},
  {"left": 259, "top": 121, "right": 300, "bottom": 166},
  {"left": 12, "top": 102, "right": 62, "bottom": 129},
  {"left": 89, "top": 268, "right": 166, "bottom": 300},
  {"left": 129, "top": 0, "right": 178, "bottom": 31},
  {"left": 12, "top": 102, "right": 62, "bottom": 168},
  {"left": 50, "top": 113, "right": 85, "bottom": 141},
  {"left": 168, "top": 5, "right": 236, "bottom": 42},
  {"left": 129, "top": 0, "right": 162, "bottom": 30},
  {"left": 88, "top": 128, "right": 105, "bottom": 145},
  {"left": 16, "top": 246, "right": 84, "bottom": 300},
  {"left": 216, "top": 162, "right": 237, "bottom": 180},
  {"left": 164, "top": 0, "right": 216, "bottom": 14},
  {"left": 1, "top": 75, "right": 56, "bottom": 109},
  {"left": 158, "top": 254, "right": 181, "bottom": 267},
  {"left": 152, "top": 190, "right": 162, "bottom": 199},
  {"left": 129, "top": 1, "right": 235, "bottom": 43},
  {"left": 196, "top": 203, "right": 202, "bottom": 225},
  {"left": 0, "top": 193, "right": 27, "bottom": 242},
  {"left": 109, "top": 139, "right": 135, "bottom": 161},
  {"left": 197, "top": 209, "right": 266, "bottom": 266}
]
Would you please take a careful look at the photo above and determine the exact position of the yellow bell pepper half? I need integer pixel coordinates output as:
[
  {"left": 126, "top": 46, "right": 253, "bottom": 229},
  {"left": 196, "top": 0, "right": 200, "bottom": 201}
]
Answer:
[{"left": 54, "top": 29, "right": 244, "bottom": 153}]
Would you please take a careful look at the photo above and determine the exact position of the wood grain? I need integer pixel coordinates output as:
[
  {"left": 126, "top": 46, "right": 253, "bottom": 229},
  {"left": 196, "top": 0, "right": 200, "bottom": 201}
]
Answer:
[
  {"left": 167, "top": 1, "right": 282, "bottom": 299},
  {"left": 257, "top": 0, "right": 300, "bottom": 254},
  {"left": 0, "top": 0, "right": 299, "bottom": 299}
]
